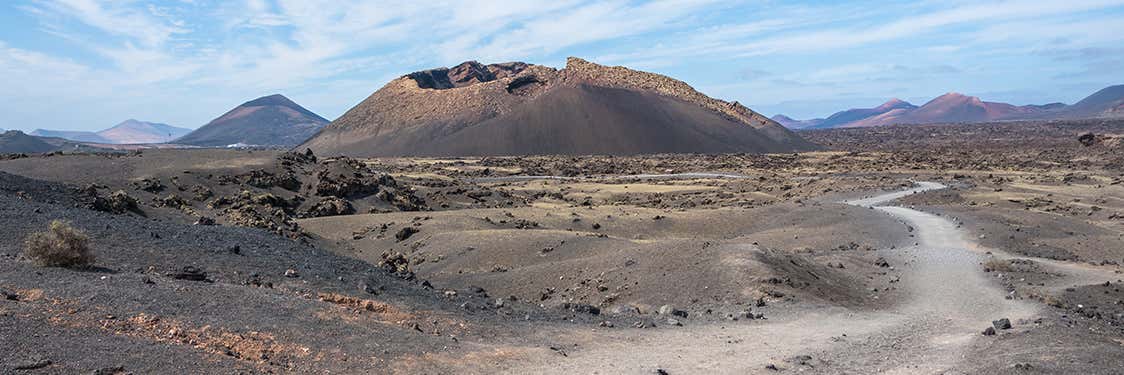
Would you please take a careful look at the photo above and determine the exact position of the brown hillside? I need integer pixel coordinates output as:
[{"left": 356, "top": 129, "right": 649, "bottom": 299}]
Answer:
[
  {"left": 176, "top": 94, "right": 328, "bottom": 147},
  {"left": 301, "top": 58, "right": 817, "bottom": 156}
]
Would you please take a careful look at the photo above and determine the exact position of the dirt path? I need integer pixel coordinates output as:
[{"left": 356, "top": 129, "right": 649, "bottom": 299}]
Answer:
[
  {"left": 501, "top": 182, "right": 1042, "bottom": 374},
  {"left": 818, "top": 182, "right": 1040, "bottom": 373}
]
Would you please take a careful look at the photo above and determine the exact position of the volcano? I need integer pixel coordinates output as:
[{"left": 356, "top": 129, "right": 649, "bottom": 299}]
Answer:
[
  {"left": 300, "top": 58, "right": 818, "bottom": 157},
  {"left": 175, "top": 94, "right": 328, "bottom": 147}
]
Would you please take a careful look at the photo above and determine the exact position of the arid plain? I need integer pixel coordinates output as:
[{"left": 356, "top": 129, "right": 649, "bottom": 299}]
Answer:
[{"left": 1, "top": 119, "right": 1121, "bottom": 373}]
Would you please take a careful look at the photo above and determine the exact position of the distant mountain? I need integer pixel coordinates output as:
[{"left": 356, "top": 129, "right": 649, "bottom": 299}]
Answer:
[
  {"left": 867, "top": 93, "right": 1033, "bottom": 127},
  {"left": 1059, "top": 84, "right": 1124, "bottom": 119},
  {"left": 96, "top": 119, "right": 192, "bottom": 144},
  {"left": 301, "top": 58, "right": 817, "bottom": 157},
  {"left": 771, "top": 115, "right": 824, "bottom": 129},
  {"left": 174, "top": 94, "right": 329, "bottom": 147},
  {"left": 776, "top": 85, "right": 1124, "bottom": 128},
  {"left": 30, "top": 119, "right": 191, "bottom": 144},
  {"left": 30, "top": 129, "right": 108, "bottom": 143},
  {"left": 0, "top": 130, "right": 114, "bottom": 154},
  {"left": 815, "top": 99, "right": 917, "bottom": 129}
]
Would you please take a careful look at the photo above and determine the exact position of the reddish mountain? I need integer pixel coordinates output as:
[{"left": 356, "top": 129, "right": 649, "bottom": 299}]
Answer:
[
  {"left": 779, "top": 85, "right": 1124, "bottom": 128},
  {"left": 175, "top": 94, "right": 328, "bottom": 147},
  {"left": 813, "top": 99, "right": 917, "bottom": 129},
  {"left": 897, "top": 93, "right": 1035, "bottom": 124},
  {"left": 302, "top": 58, "right": 818, "bottom": 157},
  {"left": 841, "top": 107, "right": 914, "bottom": 128}
]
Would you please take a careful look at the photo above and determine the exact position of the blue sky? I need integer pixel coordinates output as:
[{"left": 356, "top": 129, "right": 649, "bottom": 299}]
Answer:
[{"left": 1, "top": 0, "right": 1123, "bottom": 131}]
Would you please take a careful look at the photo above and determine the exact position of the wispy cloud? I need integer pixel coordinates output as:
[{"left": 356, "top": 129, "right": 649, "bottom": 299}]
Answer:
[
  {"left": 35, "top": 0, "right": 188, "bottom": 47},
  {"left": 3, "top": 0, "right": 1124, "bottom": 128}
]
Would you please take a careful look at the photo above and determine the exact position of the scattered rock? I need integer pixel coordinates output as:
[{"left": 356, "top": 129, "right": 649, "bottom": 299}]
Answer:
[
  {"left": 303, "top": 197, "right": 355, "bottom": 218},
  {"left": 563, "top": 303, "right": 601, "bottom": 315},
  {"left": 158, "top": 194, "right": 189, "bottom": 209},
  {"left": 786, "top": 354, "right": 813, "bottom": 366},
  {"left": 362, "top": 283, "right": 379, "bottom": 295},
  {"left": 1078, "top": 132, "right": 1097, "bottom": 147},
  {"left": 982, "top": 326, "right": 996, "bottom": 336},
  {"left": 89, "top": 365, "right": 126, "bottom": 375},
  {"left": 169, "top": 266, "right": 210, "bottom": 282},
  {"left": 657, "top": 305, "right": 689, "bottom": 318},
  {"left": 992, "top": 318, "right": 1012, "bottom": 330},
  {"left": 610, "top": 305, "right": 640, "bottom": 315},
  {"left": 13, "top": 359, "right": 52, "bottom": 370},
  {"left": 89, "top": 190, "right": 141, "bottom": 215},
  {"left": 134, "top": 178, "right": 164, "bottom": 193},
  {"left": 395, "top": 227, "right": 419, "bottom": 242},
  {"left": 379, "top": 253, "right": 414, "bottom": 279},
  {"left": 874, "top": 257, "right": 890, "bottom": 267}
]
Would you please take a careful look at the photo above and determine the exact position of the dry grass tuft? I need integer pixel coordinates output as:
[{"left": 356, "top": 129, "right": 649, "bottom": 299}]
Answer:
[
  {"left": 982, "top": 258, "right": 1012, "bottom": 273},
  {"left": 24, "top": 220, "right": 94, "bottom": 268}
]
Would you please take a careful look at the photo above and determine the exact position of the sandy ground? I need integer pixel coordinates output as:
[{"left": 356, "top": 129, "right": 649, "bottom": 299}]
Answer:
[
  {"left": 1, "top": 119, "right": 1122, "bottom": 373},
  {"left": 459, "top": 183, "right": 1042, "bottom": 374}
]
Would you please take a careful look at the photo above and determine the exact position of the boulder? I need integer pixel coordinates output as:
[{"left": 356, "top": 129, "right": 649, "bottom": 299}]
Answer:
[
  {"left": 395, "top": 227, "right": 419, "bottom": 242},
  {"left": 658, "top": 305, "right": 688, "bottom": 318}
]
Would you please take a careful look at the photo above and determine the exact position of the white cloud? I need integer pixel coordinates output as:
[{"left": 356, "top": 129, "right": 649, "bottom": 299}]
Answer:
[
  {"left": 35, "top": 0, "right": 188, "bottom": 47},
  {"left": 6, "top": 0, "right": 1124, "bottom": 130}
]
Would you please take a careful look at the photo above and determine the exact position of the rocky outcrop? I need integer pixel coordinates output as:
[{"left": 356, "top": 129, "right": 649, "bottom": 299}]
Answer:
[
  {"left": 560, "top": 57, "right": 780, "bottom": 130},
  {"left": 407, "top": 61, "right": 535, "bottom": 90},
  {"left": 302, "top": 197, "right": 355, "bottom": 218}
]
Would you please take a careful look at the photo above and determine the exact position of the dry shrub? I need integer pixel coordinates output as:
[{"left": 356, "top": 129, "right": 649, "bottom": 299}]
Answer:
[
  {"left": 24, "top": 220, "right": 94, "bottom": 267},
  {"left": 982, "top": 258, "right": 1012, "bottom": 273}
]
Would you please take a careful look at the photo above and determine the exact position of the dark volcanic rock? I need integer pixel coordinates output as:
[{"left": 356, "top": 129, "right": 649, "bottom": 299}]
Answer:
[
  {"left": 170, "top": 266, "right": 210, "bottom": 282},
  {"left": 303, "top": 197, "right": 355, "bottom": 218},
  {"left": 395, "top": 227, "right": 419, "bottom": 242},
  {"left": 88, "top": 189, "right": 141, "bottom": 215},
  {"left": 1078, "top": 133, "right": 1098, "bottom": 146},
  {"left": 562, "top": 303, "right": 601, "bottom": 315}
]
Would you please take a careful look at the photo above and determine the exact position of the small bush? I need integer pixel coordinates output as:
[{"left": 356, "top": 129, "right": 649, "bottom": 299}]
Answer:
[
  {"left": 982, "top": 258, "right": 1012, "bottom": 273},
  {"left": 24, "top": 220, "right": 94, "bottom": 268}
]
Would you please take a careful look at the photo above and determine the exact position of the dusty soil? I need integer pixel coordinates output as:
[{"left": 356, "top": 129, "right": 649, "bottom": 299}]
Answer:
[{"left": 1, "top": 119, "right": 1122, "bottom": 373}]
